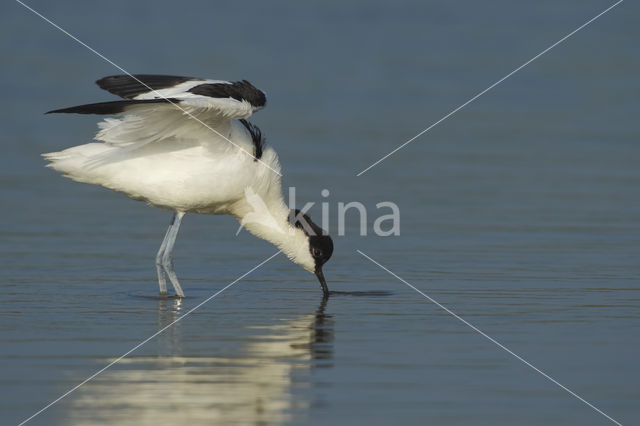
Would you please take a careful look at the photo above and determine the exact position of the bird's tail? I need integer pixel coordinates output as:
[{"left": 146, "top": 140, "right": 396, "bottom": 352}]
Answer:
[{"left": 42, "top": 142, "right": 116, "bottom": 184}]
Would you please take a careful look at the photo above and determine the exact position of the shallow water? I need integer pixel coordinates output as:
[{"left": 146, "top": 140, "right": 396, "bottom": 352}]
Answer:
[{"left": 1, "top": 1, "right": 639, "bottom": 425}]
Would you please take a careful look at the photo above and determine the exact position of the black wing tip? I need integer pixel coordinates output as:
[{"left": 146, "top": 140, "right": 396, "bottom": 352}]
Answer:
[
  {"left": 96, "top": 74, "right": 201, "bottom": 99},
  {"left": 240, "top": 80, "right": 267, "bottom": 108},
  {"left": 45, "top": 99, "right": 179, "bottom": 115},
  {"left": 96, "top": 74, "right": 120, "bottom": 84},
  {"left": 95, "top": 75, "right": 124, "bottom": 91},
  {"left": 188, "top": 80, "right": 267, "bottom": 109},
  {"left": 46, "top": 106, "right": 90, "bottom": 114},
  {"left": 96, "top": 73, "right": 198, "bottom": 82}
]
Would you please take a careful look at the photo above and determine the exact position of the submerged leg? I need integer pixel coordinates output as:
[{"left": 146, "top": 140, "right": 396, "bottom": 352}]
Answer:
[
  {"left": 155, "top": 214, "right": 177, "bottom": 296},
  {"left": 161, "top": 211, "right": 186, "bottom": 298}
]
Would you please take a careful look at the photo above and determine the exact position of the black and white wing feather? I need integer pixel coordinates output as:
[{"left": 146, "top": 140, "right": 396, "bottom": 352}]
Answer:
[
  {"left": 49, "top": 74, "right": 266, "bottom": 118},
  {"left": 46, "top": 74, "right": 267, "bottom": 151},
  {"left": 96, "top": 74, "right": 200, "bottom": 99}
]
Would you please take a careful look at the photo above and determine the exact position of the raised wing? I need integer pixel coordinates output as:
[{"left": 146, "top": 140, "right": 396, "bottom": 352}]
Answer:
[
  {"left": 49, "top": 74, "right": 266, "bottom": 118},
  {"left": 96, "top": 74, "right": 201, "bottom": 99},
  {"left": 98, "top": 75, "right": 266, "bottom": 108},
  {"left": 46, "top": 74, "right": 267, "bottom": 151}
]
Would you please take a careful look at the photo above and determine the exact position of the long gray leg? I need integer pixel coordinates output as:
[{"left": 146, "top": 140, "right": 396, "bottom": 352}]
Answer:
[
  {"left": 161, "top": 211, "right": 186, "bottom": 298},
  {"left": 155, "top": 214, "right": 177, "bottom": 296}
]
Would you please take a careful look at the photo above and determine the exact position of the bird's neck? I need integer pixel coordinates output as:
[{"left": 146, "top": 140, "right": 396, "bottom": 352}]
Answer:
[{"left": 232, "top": 188, "right": 314, "bottom": 271}]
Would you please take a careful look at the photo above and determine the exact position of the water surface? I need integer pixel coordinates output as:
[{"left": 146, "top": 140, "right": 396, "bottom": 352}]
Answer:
[{"left": 1, "top": 1, "right": 639, "bottom": 425}]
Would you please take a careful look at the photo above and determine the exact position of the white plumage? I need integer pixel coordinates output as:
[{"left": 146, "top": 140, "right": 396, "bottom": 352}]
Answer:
[{"left": 45, "top": 74, "right": 333, "bottom": 298}]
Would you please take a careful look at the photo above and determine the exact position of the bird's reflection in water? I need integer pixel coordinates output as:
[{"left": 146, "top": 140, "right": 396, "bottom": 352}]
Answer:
[
  {"left": 156, "top": 297, "right": 183, "bottom": 358},
  {"left": 290, "top": 295, "right": 333, "bottom": 363},
  {"left": 64, "top": 296, "right": 333, "bottom": 426}
]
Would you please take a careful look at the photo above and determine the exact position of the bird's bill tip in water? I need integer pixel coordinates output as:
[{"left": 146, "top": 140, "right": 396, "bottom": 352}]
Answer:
[{"left": 315, "top": 267, "right": 329, "bottom": 296}]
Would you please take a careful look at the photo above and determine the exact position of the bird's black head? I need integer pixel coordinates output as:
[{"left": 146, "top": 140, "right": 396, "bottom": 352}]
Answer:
[
  {"left": 289, "top": 209, "right": 334, "bottom": 296},
  {"left": 309, "top": 234, "right": 334, "bottom": 269}
]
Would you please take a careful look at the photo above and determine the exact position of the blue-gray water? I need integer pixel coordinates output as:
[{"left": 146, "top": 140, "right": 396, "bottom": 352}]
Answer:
[{"left": 1, "top": 1, "right": 639, "bottom": 425}]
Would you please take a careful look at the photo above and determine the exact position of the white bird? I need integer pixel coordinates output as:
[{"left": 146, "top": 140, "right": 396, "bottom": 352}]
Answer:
[{"left": 44, "top": 74, "right": 333, "bottom": 298}]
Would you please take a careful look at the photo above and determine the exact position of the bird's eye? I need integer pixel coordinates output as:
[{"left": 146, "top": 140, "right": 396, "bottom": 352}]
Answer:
[{"left": 312, "top": 248, "right": 322, "bottom": 258}]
